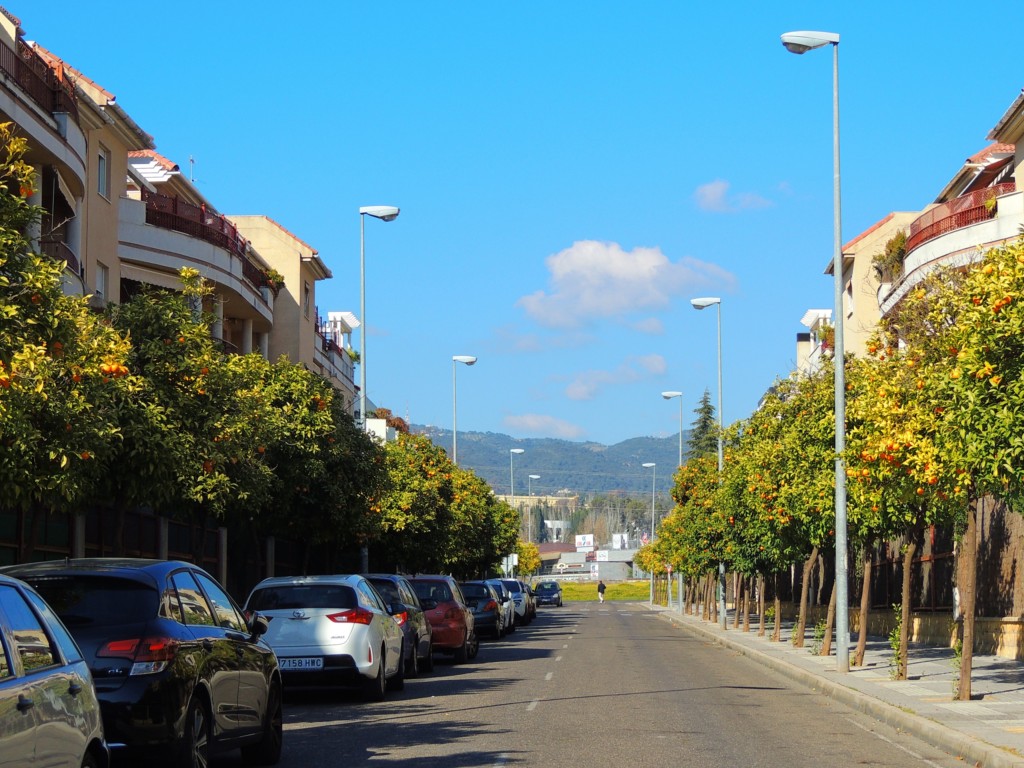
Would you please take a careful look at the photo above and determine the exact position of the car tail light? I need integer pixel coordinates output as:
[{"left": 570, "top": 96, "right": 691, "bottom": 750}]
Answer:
[
  {"left": 392, "top": 611, "right": 408, "bottom": 626},
  {"left": 444, "top": 606, "right": 463, "bottom": 621},
  {"left": 326, "top": 608, "right": 374, "bottom": 625},
  {"left": 484, "top": 599, "right": 498, "bottom": 612},
  {"left": 97, "top": 636, "right": 178, "bottom": 675}
]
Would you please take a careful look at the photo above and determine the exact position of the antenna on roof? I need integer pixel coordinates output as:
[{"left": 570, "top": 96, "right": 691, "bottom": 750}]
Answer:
[{"left": 189, "top": 155, "right": 195, "bottom": 183}]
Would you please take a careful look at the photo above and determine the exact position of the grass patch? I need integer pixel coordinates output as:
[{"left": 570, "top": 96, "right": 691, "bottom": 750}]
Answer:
[{"left": 557, "top": 580, "right": 650, "bottom": 602}]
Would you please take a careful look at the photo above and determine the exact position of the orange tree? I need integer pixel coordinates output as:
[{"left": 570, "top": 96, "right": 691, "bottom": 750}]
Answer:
[
  {"left": 0, "top": 123, "right": 127, "bottom": 525},
  {"left": 443, "top": 469, "right": 519, "bottom": 577},
  {"left": 909, "top": 239, "right": 1024, "bottom": 698}
]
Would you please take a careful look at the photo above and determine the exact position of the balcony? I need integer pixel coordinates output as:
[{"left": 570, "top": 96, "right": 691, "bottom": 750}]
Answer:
[
  {"left": 0, "top": 40, "right": 78, "bottom": 124},
  {"left": 905, "top": 183, "right": 1016, "bottom": 254},
  {"left": 39, "top": 238, "right": 80, "bottom": 277}
]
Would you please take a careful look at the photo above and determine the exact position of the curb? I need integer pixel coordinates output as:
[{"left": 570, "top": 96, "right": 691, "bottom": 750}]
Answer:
[{"left": 651, "top": 607, "right": 1024, "bottom": 768}]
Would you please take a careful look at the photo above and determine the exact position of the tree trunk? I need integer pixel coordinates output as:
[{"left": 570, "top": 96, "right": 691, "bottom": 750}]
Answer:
[
  {"left": 709, "top": 572, "right": 718, "bottom": 624},
  {"left": 757, "top": 574, "right": 766, "bottom": 637},
  {"left": 898, "top": 536, "right": 917, "bottom": 681},
  {"left": 958, "top": 499, "right": 978, "bottom": 701},
  {"left": 795, "top": 546, "right": 818, "bottom": 648},
  {"left": 816, "top": 551, "right": 827, "bottom": 606},
  {"left": 854, "top": 545, "right": 873, "bottom": 667},
  {"left": 772, "top": 583, "right": 782, "bottom": 643},
  {"left": 733, "top": 576, "right": 743, "bottom": 629},
  {"left": 821, "top": 579, "right": 837, "bottom": 657},
  {"left": 703, "top": 573, "right": 712, "bottom": 621}
]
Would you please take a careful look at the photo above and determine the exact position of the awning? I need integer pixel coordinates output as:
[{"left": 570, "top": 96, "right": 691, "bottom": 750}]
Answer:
[{"left": 119, "top": 263, "right": 185, "bottom": 291}]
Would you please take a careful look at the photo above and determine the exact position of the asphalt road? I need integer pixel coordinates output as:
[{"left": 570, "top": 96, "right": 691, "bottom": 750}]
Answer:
[{"left": 215, "top": 603, "right": 969, "bottom": 767}]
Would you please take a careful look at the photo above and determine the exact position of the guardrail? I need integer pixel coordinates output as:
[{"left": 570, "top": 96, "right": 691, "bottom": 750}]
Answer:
[{"left": 906, "top": 183, "right": 1016, "bottom": 254}]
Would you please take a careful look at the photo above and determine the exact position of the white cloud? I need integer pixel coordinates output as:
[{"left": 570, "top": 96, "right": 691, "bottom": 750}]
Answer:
[
  {"left": 695, "top": 179, "right": 772, "bottom": 213},
  {"left": 516, "top": 240, "right": 733, "bottom": 329},
  {"left": 503, "top": 413, "right": 586, "bottom": 439},
  {"left": 631, "top": 317, "right": 664, "bottom": 334},
  {"left": 565, "top": 354, "right": 668, "bottom": 401}
]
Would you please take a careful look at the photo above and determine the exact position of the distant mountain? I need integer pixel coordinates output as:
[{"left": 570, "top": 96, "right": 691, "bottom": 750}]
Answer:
[{"left": 414, "top": 425, "right": 688, "bottom": 498}]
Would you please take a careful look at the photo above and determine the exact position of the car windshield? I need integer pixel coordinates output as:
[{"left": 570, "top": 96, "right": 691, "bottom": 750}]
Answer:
[
  {"left": 460, "top": 584, "right": 490, "bottom": 600},
  {"left": 412, "top": 582, "right": 452, "bottom": 603},
  {"left": 501, "top": 580, "right": 522, "bottom": 594},
  {"left": 248, "top": 584, "right": 356, "bottom": 611},
  {"left": 25, "top": 576, "right": 158, "bottom": 627},
  {"left": 537, "top": 583, "right": 559, "bottom": 592}
]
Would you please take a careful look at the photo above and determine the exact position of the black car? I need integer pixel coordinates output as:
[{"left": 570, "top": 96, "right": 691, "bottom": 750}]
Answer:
[
  {"left": 365, "top": 573, "right": 434, "bottom": 675},
  {"left": 533, "top": 580, "right": 563, "bottom": 607},
  {"left": 459, "top": 581, "right": 503, "bottom": 639},
  {"left": 1, "top": 558, "right": 282, "bottom": 767}
]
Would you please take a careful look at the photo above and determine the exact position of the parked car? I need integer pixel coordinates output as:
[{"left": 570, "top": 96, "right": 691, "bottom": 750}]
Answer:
[
  {"left": 408, "top": 576, "right": 477, "bottom": 662},
  {"left": 459, "top": 581, "right": 503, "bottom": 639},
  {"left": 485, "top": 578, "right": 516, "bottom": 634},
  {"left": 1, "top": 558, "right": 282, "bottom": 767},
  {"left": 0, "top": 572, "right": 108, "bottom": 768},
  {"left": 365, "top": 573, "right": 433, "bottom": 675},
  {"left": 245, "top": 574, "right": 405, "bottom": 701},
  {"left": 533, "top": 580, "right": 563, "bottom": 607},
  {"left": 501, "top": 578, "right": 536, "bottom": 625}
]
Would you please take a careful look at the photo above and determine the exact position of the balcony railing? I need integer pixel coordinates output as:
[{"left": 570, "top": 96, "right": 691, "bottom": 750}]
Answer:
[
  {"left": 140, "top": 189, "right": 268, "bottom": 292},
  {"left": 39, "top": 239, "right": 80, "bottom": 277},
  {"left": 0, "top": 40, "right": 79, "bottom": 124},
  {"left": 906, "top": 182, "right": 1016, "bottom": 254}
]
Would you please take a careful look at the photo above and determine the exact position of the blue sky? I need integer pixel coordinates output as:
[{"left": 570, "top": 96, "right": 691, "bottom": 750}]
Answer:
[{"left": 17, "top": 2, "right": 1022, "bottom": 446}]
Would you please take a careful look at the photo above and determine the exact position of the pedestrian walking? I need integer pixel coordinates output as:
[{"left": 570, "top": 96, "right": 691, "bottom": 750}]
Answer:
[{"left": 597, "top": 580, "right": 606, "bottom": 603}]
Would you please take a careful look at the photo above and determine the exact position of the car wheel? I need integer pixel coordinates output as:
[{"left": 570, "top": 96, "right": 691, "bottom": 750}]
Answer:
[
  {"left": 177, "top": 696, "right": 210, "bottom": 768},
  {"left": 241, "top": 680, "right": 283, "bottom": 766},
  {"left": 420, "top": 644, "right": 434, "bottom": 673},
  {"left": 405, "top": 637, "right": 419, "bottom": 678},
  {"left": 81, "top": 751, "right": 99, "bottom": 768},
  {"left": 362, "top": 647, "right": 387, "bottom": 702},
  {"left": 507, "top": 615, "right": 516, "bottom": 634},
  {"left": 388, "top": 642, "right": 405, "bottom": 691},
  {"left": 467, "top": 630, "right": 479, "bottom": 660}
]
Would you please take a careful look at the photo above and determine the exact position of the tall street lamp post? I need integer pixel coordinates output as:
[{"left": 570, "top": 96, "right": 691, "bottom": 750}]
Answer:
[
  {"left": 358, "top": 205, "right": 400, "bottom": 430},
  {"left": 781, "top": 29, "right": 848, "bottom": 672},
  {"left": 528, "top": 474, "right": 540, "bottom": 542},
  {"left": 692, "top": 296, "right": 726, "bottom": 628},
  {"left": 451, "top": 355, "right": 477, "bottom": 464},
  {"left": 510, "top": 448, "right": 524, "bottom": 536},
  {"left": 662, "top": 391, "right": 684, "bottom": 468},
  {"left": 642, "top": 462, "right": 656, "bottom": 604}
]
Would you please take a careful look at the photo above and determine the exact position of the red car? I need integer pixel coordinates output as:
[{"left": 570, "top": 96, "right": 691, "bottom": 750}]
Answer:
[{"left": 408, "top": 576, "right": 477, "bottom": 663}]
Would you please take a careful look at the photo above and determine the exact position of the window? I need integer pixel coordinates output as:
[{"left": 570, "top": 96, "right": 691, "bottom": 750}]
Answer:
[
  {"left": 0, "top": 584, "right": 56, "bottom": 672},
  {"left": 357, "top": 581, "right": 385, "bottom": 612},
  {"left": 170, "top": 571, "right": 216, "bottom": 627},
  {"left": 24, "top": 589, "right": 81, "bottom": 664},
  {"left": 97, "top": 146, "right": 111, "bottom": 199},
  {"left": 194, "top": 572, "right": 246, "bottom": 632},
  {"left": 303, "top": 281, "right": 311, "bottom": 319},
  {"left": 95, "top": 262, "right": 108, "bottom": 298}
]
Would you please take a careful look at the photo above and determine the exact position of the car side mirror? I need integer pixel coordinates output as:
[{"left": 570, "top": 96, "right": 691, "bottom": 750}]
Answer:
[{"left": 249, "top": 612, "right": 270, "bottom": 639}]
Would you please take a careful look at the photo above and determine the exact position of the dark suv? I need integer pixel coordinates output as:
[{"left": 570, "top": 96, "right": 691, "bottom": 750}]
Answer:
[
  {"left": 533, "top": 580, "right": 563, "bottom": 607},
  {"left": 365, "top": 573, "right": 434, "bottom": 675},
  {"left": 1, "top": 559, "right": 282, "bottom": 767}
]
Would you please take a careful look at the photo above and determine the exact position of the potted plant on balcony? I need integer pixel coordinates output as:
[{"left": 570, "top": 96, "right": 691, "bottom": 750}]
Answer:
[
  {"left": 872, "top": 231, "right": 907, "bottom": 283},
  {"left": 262, "top": 268, "right": 285, "bottom": 297}
]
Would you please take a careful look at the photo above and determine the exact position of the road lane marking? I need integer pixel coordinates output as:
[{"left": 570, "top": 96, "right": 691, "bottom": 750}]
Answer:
[
  {"left": 555, "top": 656, "right": 562, "bottom": 662},
  {"left": 526, "top": 699, "right": 539, "bottom": 711},
  {"left": 563, "top": 644, "right": 569, "bottom": 648},
  {"left": 545, "top": 672, "right": 553, "bottom": 680}
]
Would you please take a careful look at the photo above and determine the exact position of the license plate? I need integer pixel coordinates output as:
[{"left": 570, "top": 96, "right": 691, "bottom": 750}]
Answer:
[{"left": 280, "top": 657, "right": 323, "bottom": 671}]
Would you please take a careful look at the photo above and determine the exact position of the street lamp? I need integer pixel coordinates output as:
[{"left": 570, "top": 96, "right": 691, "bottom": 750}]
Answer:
[
  {"left": 662, "top": 391, "right": 683, "bottom": 468},
  {"left": 692, "top": 296, "right": 726, "bottom": 628},
  {"left": 451, "top": 355, "right": 477, "bottom": 464},
  {"left": 528, "top": 474, "right": 540, "bottom": 542},
  {"left": 509, "top": 448, "right": 525, "bottom": 535},
  {"left": 642, "top": 462, "right": 656, "bottom": 604},
  {"left": 781, "top": 29, "right": 849, "bottom": 673},
  {"left": 358, "top": 205, "right": 400, "bottom": 430}
]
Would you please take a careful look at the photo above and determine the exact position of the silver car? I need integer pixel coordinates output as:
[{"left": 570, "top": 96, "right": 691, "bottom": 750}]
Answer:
[
  {"left": 245, "top": 575, "right": 405, "bottom": 701},
  {"left": 0, "top": 573, "right": 108, "bottom": 768}
]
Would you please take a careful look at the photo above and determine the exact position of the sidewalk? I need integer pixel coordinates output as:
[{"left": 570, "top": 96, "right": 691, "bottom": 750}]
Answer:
[{"left": 648, "top": 604, "right": 1024, "bottom": 768}]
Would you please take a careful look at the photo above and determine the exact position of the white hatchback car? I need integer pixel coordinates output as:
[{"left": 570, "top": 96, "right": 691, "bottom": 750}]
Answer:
[{"left": 245, "top": 575, "right": 404, "bottom": 701}]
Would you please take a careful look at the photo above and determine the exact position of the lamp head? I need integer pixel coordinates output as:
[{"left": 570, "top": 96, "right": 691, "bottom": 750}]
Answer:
[
  {"left": 642, "top": 462, "right": 656, "bottom": 469},
  {"left": 510, "top": 448, "right": 525, "bottom": 455},
  {"left": 662, "top": 390, "right": 683, "bottom": 399},
  {"left": 359, "top": 205, "right": 400, "bottom": 222},
  {"left": 780, "top": 31, "right": 839, "bottom": 54},
  {"left": 691, "top": 297, "right": 721, "bottom": 310},
  {"left": 529, "top": 474, "right": 540, "bottom": 480},
  {"left": 453, "top": 355, "right": 477, "bottom": 366}
]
